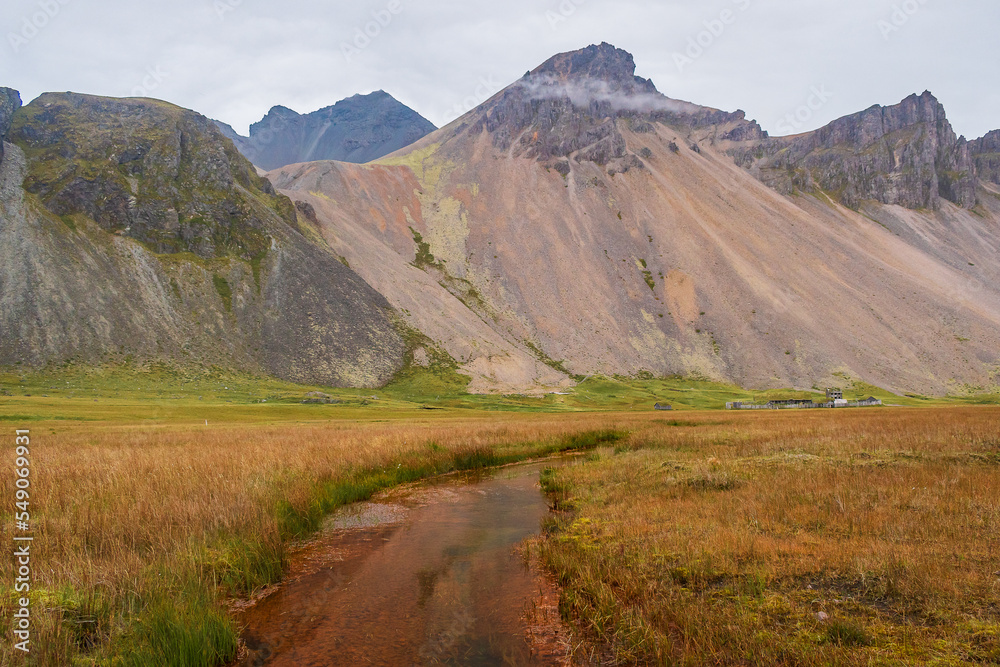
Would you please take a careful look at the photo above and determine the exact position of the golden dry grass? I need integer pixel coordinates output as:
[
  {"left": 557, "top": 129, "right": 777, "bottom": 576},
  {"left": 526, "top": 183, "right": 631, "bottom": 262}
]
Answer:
[
  {"left": 20, "top": 416, "right": 629, "bottom": 582},
  {"left": 1, "top": 404, "right": 996, "bottom": 664},
  {"left": 541, "top": 407, "right": 1000, "bottom": 665},
  {"left": 0, "top": 409, "right": 634, "bottom": 664}
]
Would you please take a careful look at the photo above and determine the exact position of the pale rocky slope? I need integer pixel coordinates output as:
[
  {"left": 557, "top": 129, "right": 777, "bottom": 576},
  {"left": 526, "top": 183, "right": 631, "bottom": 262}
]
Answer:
[{"left": 268, "top": 44, "right": 1000, "bottom": 395}]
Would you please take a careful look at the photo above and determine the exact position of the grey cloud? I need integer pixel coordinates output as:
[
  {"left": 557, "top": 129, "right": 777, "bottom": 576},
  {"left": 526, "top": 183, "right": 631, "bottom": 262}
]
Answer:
[{"left": 514, "top": 73, "right": 704, "bottom": 115}]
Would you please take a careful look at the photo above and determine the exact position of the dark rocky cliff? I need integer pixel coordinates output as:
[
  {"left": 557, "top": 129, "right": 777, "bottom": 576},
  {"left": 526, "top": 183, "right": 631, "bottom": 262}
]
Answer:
[
  {"left": 971, "top": 129, "right": 1000, "bottom": 185},
  {"left": 214, "top": 91, "right": 435, "bottom": 170},
  {"left": 0, "top": 88, "right": 20, "bottom": 166},
  {"left": 1, "top": 91, "right": 405, "bottom": 386},
  {"left": 730, "top": 91, "right": 978, "bottom": 210}
]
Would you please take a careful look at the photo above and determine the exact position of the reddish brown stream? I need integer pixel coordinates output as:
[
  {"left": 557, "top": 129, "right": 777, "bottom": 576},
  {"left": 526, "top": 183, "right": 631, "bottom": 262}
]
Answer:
[{"left": 236, "top": 460, "right": 575, "bottom": 666}]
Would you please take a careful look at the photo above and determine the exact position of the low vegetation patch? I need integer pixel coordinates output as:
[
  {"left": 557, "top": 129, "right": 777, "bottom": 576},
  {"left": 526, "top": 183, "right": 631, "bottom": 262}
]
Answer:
[
  {"left": 211, "top": 273, "right": 232, "bottom": 312},
  {"left": 409, "top": 226, "right": 442, "bottom": 270}
]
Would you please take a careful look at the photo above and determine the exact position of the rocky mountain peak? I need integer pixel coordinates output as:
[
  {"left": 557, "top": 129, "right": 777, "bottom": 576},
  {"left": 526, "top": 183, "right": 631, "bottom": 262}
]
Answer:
[
  {"left": 351, "top": 89, "right": 389, "bottom": 100},
  {"left": 469, "top": 43, "right": 755, "bottom": 168},
  {"left": 971, "top": 128, "right": 1000, "bottom": 185},
  {"left": 895, "top": 90, "right": 943, "bottom": 121},
  {"left": 812, "top": 90, "right": 950, "bottom": 148},
  {"left": 972, "top": 128, "right": 1000, "bottom": 150},
  {"left": 730, "top": 90, "right": 978, "bottom": 210},
  {"left": 529, "top": 42, "right": 657, "bottom": 95},
  {"left": 219, "top": 91, "right": 436, "bottom": 170},
  {"left": 259, "top": 105, "right": 298, "bottom": 122}
]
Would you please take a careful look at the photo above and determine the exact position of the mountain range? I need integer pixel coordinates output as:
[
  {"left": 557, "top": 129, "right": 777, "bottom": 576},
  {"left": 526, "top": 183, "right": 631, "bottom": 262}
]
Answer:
[
  {"left": 1, "top": 43, "right": 998, "bottom": 396},
  {"left": 214, "top": 91, "right": 436, "bottom": 170}
]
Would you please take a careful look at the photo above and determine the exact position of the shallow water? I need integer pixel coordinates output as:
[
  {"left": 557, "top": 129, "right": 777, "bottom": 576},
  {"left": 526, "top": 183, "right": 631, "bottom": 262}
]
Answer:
[{"left": 237, "top": 460, "right": 574, "bottom": 666}]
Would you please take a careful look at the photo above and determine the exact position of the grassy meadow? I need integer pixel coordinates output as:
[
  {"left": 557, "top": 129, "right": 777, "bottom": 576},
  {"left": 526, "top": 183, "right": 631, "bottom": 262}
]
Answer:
[
  {"left": 0, "top": 362, "right": 996, "bottom": 665},
  {"left": 539, "top": 407, "right": 1000, "bottom": 665}
]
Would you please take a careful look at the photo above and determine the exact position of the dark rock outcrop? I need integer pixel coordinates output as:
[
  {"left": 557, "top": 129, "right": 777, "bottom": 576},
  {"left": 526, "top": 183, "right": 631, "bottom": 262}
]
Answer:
[
  {"left": 2, "top": 92, "right": 405, "bottom": 386},
  {"left": 10, "top": 93, "right": 290, "bottom": 259},
  {"left": 530, "top": 42, "right": 659, "bottom": 94},
  {"left": 213, "top": 91, "right": 436, "bottom": 170},
  {"left": 470, "top": 43, "right": 763, "bottom": 167},
  {"left": 971, "top": 129, "right": 1000, "bottom": 185},
  {"left": 730, "top": 91, "right": 978, "bottom": 210},
  {"left": 0, "top": 87, "right": 22, "bottom": 166}
]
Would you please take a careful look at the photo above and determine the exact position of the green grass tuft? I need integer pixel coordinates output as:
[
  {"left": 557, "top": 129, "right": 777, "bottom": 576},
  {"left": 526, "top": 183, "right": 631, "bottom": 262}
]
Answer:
[
  {"left": 212, "top": 273, "right": 232, "bottom": 313},
  {"left": 823, "top": 619, "right": 871, "bottom": 647},
  {"left": 118, "top": 588, "right": 238, "bottom": 667},
  {"left": 452, "top": 445, "right": 502, "bottom": 470},
  {"left": 409, "top": 227, "right": 442, "bottom": 270}
]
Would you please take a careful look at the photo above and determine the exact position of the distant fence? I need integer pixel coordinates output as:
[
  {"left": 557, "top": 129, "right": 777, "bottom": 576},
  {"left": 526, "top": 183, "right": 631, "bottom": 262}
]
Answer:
[{"left": 726, "top": 399, "right": 882, "bottom": 410}]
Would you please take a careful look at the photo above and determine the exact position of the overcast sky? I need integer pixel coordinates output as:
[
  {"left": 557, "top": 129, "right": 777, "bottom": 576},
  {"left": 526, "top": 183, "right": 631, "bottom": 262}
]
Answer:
[{"left": 3, "top": 0, "right": 997, "bottom": 139}]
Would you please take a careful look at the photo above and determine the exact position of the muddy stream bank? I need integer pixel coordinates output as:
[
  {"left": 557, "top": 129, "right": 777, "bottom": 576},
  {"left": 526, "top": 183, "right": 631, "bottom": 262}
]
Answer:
[{"left": 235, "top": 458, "right": 578, "bottom": 666}]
